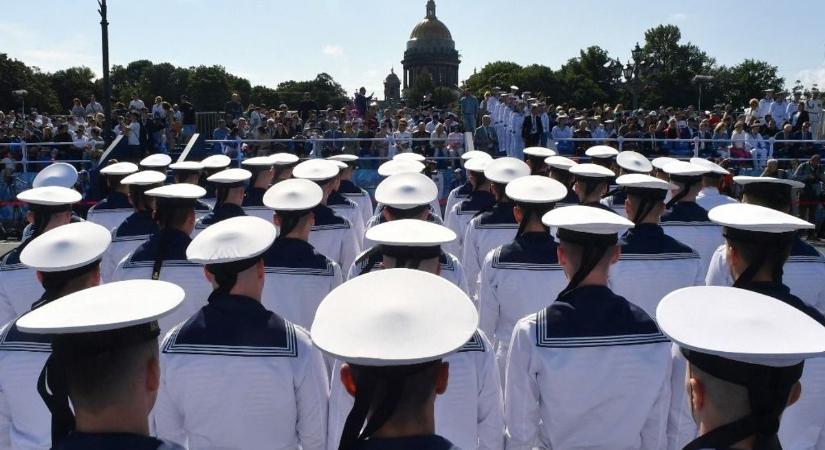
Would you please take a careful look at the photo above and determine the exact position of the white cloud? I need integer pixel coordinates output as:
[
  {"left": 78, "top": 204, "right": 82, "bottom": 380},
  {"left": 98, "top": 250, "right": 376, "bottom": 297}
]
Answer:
[
  {"left": 796, "top": 62, "right": 825, "bottom": 89},
  {"left": 0, "top": 21, "right": 98, "bottom": 74},
  {"left": 322, "top": 45, "right": 345, "bottom": 59},
  {"left": 666, "top": 12, "right": 688, "bottom": 22}
]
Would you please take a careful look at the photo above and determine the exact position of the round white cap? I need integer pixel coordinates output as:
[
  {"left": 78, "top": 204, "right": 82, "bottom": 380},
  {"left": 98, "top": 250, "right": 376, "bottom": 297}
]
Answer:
[
  {"left": 327, "top": 154, "right": 359, "bottom": 163},
  {"left": 569, "top": 163, "right": 615, "bottom": 178},
  {"left": 18, "top": 186, "right": 81, "bottom": 206},
  {"left": 616, "top": 174, "right": 676, "bottom": 191},
  {"left": 544, "top": 155, "right": 578, "bottom": 170},
  {"left": 121, "top": 170, "right": 167, "bottom": 186},
  {"left": 461, "top": 151, "right": 493, "bottom": 161},
  {"left": 292, "top": 159, "right": 340, "bottom": 181},
  {"left": 100, "top": 162, "right": 139, "bottom": 176},
  {"left": 140, "top": 153, "right": 172, "bottom": 168},
  {"left": 585, "top": 145, "right": 619, "bottom": 159},
  {"left": 505, "top": 175, "right": 567, "bottom": 204},
  {"left": 33, "top": 163, "right": 78, "bottom": 188},
  {"left": 375, "top": 172, "right": 438, "bottom": 210},
  {"left": 207, "top": 168, "right": 253, "bottom": 184},
  {"left": 662, "top": 161, "right": 710, "bottom": 176},
  {"left": 523, "top": 147, "right": 556, "bottom": 158},
  {"left": 651, "top": 156, "right": 679, "bottom": 170},
  {"left": 616, "top": 151, "right": 653, "bottom": 173},
  {"left": 483, "top": 157, "right": 530, "bottom": 184},
  {"left": 270, "top": 153, "right": 300, "bottom": 166},
  {"left": 393, "top": 153, "right": 426, "bottom": 162},
  {"left": 708, "top": 203, "right": 814, "bottom": 233},
  {"left": 378, "top": 159, "right": 425, "bottom": 177},
  {"left": 145, "top": 183, "right": 206, "bottom": 199},
  {"left": 187, "top": 216, "right": 277, "bottom": 264},
  {"left": 169, "top": 161, "right": 204, "bottom": 171},
  {"left": 263, "top": 178, "right": 323, "bottom": 211},
  {"left": 464, "top": 157, "right": 492, "bottom": 173},
  {"left": 733, "top": 176, "right": 804, "bottom": 189},
  {"left": 241, "top": 156, "right": 274, "bottom": 168},
  {"left": 690, "top": 157, "right": 730, "bottom": 175},
  {"left": 201, "top": 154, "right": 232, "bottom": 169},
  {"left": 542, "top": 204, "right": 634, "bottom": 235},
  {"left": 365, "top": 219, "right": 456, "bottom": 247},
  {"left": 21, "top": 222, "right": 111, "bottom": 272}
]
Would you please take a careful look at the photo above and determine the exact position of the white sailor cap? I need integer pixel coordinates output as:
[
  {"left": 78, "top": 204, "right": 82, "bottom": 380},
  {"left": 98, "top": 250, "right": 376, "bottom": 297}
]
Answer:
[
  {"left": 374, "top": 172, "right": 438, "bottom": 210},
  {"left": 523, "top": 147, "right": 556, "bottom": 158},
  {"left": 292, "top": 159, "right": 340, "bottom": 182},
  {"left": 145, "top": 183, "right": 206, "bottom": 199},
  {"left": 377, "top": 159, "right": 425, "bottom": 177},
  {"left": 310, "top": 268, "right": 478, "bottom": 366},
  {"left": 461, "top": 150, "right": 493, "bottom": 161},
  {"left": 33, "top": 163, "right": 78, "bottom": 188},
  {"left": 505, "top": 175, "right": 567, "bottom": 204},
  {"left": 662, "top": 161, "right": 710, "bottom": 177},
  {"left": 327, "top": 154, "right": 359, "bottom": 163},
  {"left": 270, "top": 153, "right": 301, "bottom": 166},
  {"left": 544, "top": 155, "right": 578, "bottom": 171},
  {"left": 708, "top": 203, "right": 813, "bottom": 233},
  {"left": 651, "top": 156, "right": 679, "bottom": 170},
  {"left": 569, "top": 163, "right": 615, "bottom": 179},
  {"left": 139, "top": 153, "right": 172, "bottom": 169},
  {"left": 20, "top": 221, "right": 111, "bottom": 272},
  {"left": 18, "top": 186, "right": 81, "bottom": 206},
  {"left": 16, "top": 279, "right": 183, "bottom": 335},
  {"left": 690, "top": 157, "right": 729, "bottom": 175},
  {"left": 329, "top": 160, "right": 348, "bottom": 171},
  {"left": 616, "top": 151, "right": 653, "bottom": 173},
  {"left": 263, "top": 178, "right": 323, "bottom": 211},
  {"left": 464, "top": 157, "right": 491, "bottom": 173},
  {"left": 187, "top": 216, "right": 277, "bottom": 264},
  {"left": 99, "top": 162, "right": 139, "bottom": 176},
  {"left": 207, "top": 168, "right": 253, "bottom": 185},
  {"left": 201, "top": 154, "right": 232, "bottom": 170},
  {"left": 542, "top": 205, "right": 634, "bottom": 235},
  {"left": 121, "top": 170, "right": 167, "bottom": 186},
  {"left": 365, "top": 219, "right": 456, "bottom": 248},
  {"left": 241, "top": 156, "right": 274, "bottom": 170},
  {"left": 168, "top": 161, "right": 204, "bottom": 172},
  {"left": 393, "top": 152, "right": 426, "bottom": 162},
  {"left": 733, "top": 176, "right": 804, "bottom": 189},
  {"left": 616, "top": 174, "right": 676, "bottom": 191},
  {"left": 657, "top": 286, "right": 825, "bottom": 367},
  {"left": 483, "top": 157, "right": 530, "bottom": 184},
  {"left": 585, "top": 145, "right": 619, "bottom": 159}
]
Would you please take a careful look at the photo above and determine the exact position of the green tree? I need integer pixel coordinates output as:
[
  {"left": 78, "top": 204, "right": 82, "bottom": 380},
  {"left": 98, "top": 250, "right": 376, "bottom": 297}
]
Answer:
[
  {"left": 275, "top": 73, "right": 348, "bottom": 109},
  {"left": 709, "top": 60, "right": 784, "bottom": 107},
  {"left": 513, "top": 64, "right": 562, "bottom": 102},
  {"left": 250, "top": 85, "right": 281, "bottom": 108},
  {"left": 406, "top": 72, "right": 436, "bottom": 107},
  {"left": 0, "top": 54, "right": 61, "bottom": 113},
  {"left": 432, "top": 86, "right": 458, "bottom": 108},
  {"left": 187, "top": 65, "right": 232, "bottom": 111},
  {"left": 558, "top": 46, "right": 621, "bottom": 105},
  {"left": 463, "top": 61, "right": 522, "bottom": 96},
  {"left": 49, "top": 66, "right": 97, "bottom": 112}
]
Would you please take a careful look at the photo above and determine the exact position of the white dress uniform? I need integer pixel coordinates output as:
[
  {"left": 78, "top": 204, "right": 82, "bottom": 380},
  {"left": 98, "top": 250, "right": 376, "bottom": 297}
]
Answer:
[
  {"left": 241, "top": 186, "right": 273, "bottom": 222},
  {"left": 695, "top": 187, "right": 737, "bottom": 210},
  {"left": 444, "top": 191, "right": 495, "bottom": 260},
  {"left": 807, "top": 95, "right": 823, "bottom": 140},
  {"left": 85, "top": 190, "right": 134, "bottom": 232},
  {"left": 348, "top": 246, "right": 468, "bottom": 293},
  {"left": 326, "top": 331, "right": 503, "bottom": 450},
  {"left": 326, "top": 191, "right": 366, "bottom": 251},
  {"left": 660, "top": 201, "right": 722, "bottom": 274},
  {"left": 154, "top": 216, "right": 329, "bottom": 450},
  {"left": 193, "top": 168, "right": 253, "bottom": 235},
  {"left": 308, "top": 204, "right": 360, "bottom": 273},
  {"left": 337, "top": 179, "right": 373, "bottom": 227},
  {"left": 102, "top": 211, "right": 157, "bottom": 281},
  {"left": 771, "top": 99, "right": 789, "bottom": 125},
  {"left": 757, "top": 96, "right": 774, "bottom": 121},
  {"left": 445, "top": 181, "right": 473, "bottom": 218}
]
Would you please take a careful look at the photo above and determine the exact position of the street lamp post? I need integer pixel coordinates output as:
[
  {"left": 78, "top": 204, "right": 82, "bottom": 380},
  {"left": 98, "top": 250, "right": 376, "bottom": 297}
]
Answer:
[
  {"left": 611, "top": 42, "right": 659, "bottom": 110},
  {"left": 98, "top": 0, "right": 113, "bottom": 145},
  {"left": 11, "top": 90, "right": 28, "bottom": 117},
  {"left": 692, "top": 75, "right": 714, "bottom": 112}
]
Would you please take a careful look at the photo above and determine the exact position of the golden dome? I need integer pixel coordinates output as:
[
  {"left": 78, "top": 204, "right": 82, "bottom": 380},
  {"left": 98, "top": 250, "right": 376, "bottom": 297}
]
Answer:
[{"left": 408, "top": 0, "right": 454, "bottom": 46}]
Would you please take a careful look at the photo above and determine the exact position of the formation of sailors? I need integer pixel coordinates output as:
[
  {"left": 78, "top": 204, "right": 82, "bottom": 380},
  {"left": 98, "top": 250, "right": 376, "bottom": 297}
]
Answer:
[{"left": 0, "top": 144, "right": 825, "bottom": 450}]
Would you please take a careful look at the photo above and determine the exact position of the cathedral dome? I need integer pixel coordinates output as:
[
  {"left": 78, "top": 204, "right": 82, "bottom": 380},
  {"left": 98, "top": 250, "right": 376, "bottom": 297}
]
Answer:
[{"left": 406, "top": 0, "right": 455, "bottom": 50}]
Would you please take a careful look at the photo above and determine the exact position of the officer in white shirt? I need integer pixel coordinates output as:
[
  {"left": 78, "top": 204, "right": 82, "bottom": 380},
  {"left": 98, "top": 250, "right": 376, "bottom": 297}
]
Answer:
[
  {"left": 154, "top": 216, "right": 328, "bottom": 450},
  {"left": 656, "top": 285, "right": 825, "bottom": 450},
  {"left": 705, "top": 176, "right": 825, "bottom": 316},
  {"left": 522, "top": 147, "right": 554, "bottom": 176},
  {"left": 609, "top": 174, "right": 703, "bottom": 319},
  {"left": 445, "top": 151, "right": 492, "bottom": 216},
  {"left": 0, "top": 222, "right": 110, "bottom": 450},
  {"left": 545, "top": 155, "right": 580, "bottom": 206},
  {"left": 199, "top": 154, "right": 232, "bottom": 207},
  {"left": 240, "top": 156, "right": 275, "bottom": 221},
  {"left": 112, "top": 184, "right": 212, "bottom": 336},
  {"left": 102, "top": 170, "right": 165, "bottom": 281},
  {"left": 328, "top": 154, "right": 373, "bottom": 227},
  {"left": 807, "top": 87, "right": 823, "bottom": 140},
  {"left": 601, "top": 151, "right": 653, "bottom": 215},
  {"left": 259, "top": 179, "right": 343, "bottom": 329},
  {"left": 193, "top": 168, "right": 251, "bottom": 233},
  {"left": 444, "top": 157, "right": 495, "bottom": 258},
  {"left": 770, "top": 91, "right": 790, "bottom": 126},
  {"left": 569, "top": 163, "right": 616, "bottom": 212},
  {"left": 757, "top": 88, "right": 775, "bottom": 122},
  {"left": 139, "top": 153, "right": 172, "bottom": 172},
  {"left": 293, "top": 159, "right": 360, "bottom": 272},
  {"left": 462, "top": 158, "right": 530, "bottom": 296},
  {"left": 477, "top": 176, "right": 568, "bottom": 371},
  {"left": 0, "top": 186, "right": 80, "bottom": 326},
  {"left": 691, "top": 157, "right": 737, "bottom": 210},
  {"left": 17, "top": 279, "right": 185, "bottom": 450},
  {"left": 168, "top": 161, "right": 212, "bottom": 220},
  {"left": 320, "top": 267, "right": 501, "bottom": 450},
  {"left": 659, "top": 161, "right": 722, "bottom": 274},
  {"left": 505, "top": 206, "right": 671, "bottom": 450},
  {"left": 87, "top": 162, "right": 138, "bottom": 232}
]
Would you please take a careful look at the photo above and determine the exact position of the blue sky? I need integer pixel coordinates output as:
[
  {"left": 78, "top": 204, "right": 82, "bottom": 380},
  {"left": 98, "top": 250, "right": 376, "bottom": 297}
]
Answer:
[{"left": 2, "top": 0, "right": 824, "bottom": 99}]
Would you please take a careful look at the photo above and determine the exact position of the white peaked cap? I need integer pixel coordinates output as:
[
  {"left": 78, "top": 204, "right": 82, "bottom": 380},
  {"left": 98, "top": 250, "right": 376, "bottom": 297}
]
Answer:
[
  {"left": 100, "top": 162, "right": 139, "bottom": 176},
  {"left": 733, "top": 176, "right": 804, "bottom": 189},
  {"left": 523, "top": 147, "right": 556, "bottom": 158},
  {"left": 651, "top": 156, "right": 679, "bottom": 170},
  {"left": 657, "top": 286, "right": 825, "bottom": 367},
  {"left": 542, "top": 205, "right": 634, "bottom": 235},
  {"left": 169, "top": 161, "right": 204, "bottom": 171},
  {"left": 365, "top": 219, "right": 456, "bottom": 247},
  {"left": 393, "top": 152, "right": 426, "bottom": 162},
  {"left": 21, "top": 222, "right": 111, "bottom": 272},
  {"left": 140, "top": 153, "right": 172, "bottom": 168},
  {"left": 378, "top": 159, "right": 425, "bottom": 177},
  {"left": 616, "top": 174, "right": 676, "bottom": 191},
  {"left": 505, "top": 175, "right": 567, "bottom": 204},
  {"left": 544, "top": 155, "right": 578, "bottom": 170},
  {"left": 121, "top": 170, "right": 166, "bottom": 186},
  {"left": 708, "top": 203, "right": 814, "bottom": 233},
  {"left": 187, "top": 216, "right": 277, "bottom": 264},
  {"left": 483, "top": 157, "right": 530, "bottom": 184},
  {"left": 207, "top": 168, "right": 253, "bottom": 184},
  {"left": 585, "top": 145, "right": 619, "bottom": 159},
  {"left": 17, "top": 186, "right": 81, "bottom": 206},
  {"left": 569, "top": 163, "right": 615, "bottom": 178},
  {"left": 263, "top": 178, "right": 323, "bottom": 211},
  {"left": 201, "top": 154, "right": 232, "bottom": 169},
  {"left": 617, "top": 151, "right": 653, "bottom": 173},
  {"left": 375, "top": 172, "right": 438, "bottom": 210},
  {"left": 292, "top": 159, "right": 340, "bottom": 181},
  {"left": 310, "top": 269, "right": 478, "bottom": 366},
  {"left": 145, "top": 183, "right": 206, "bottom": 199},
  {"left": 33, "top": 163, "right": 78, "bottom": 188},
  {"left": 461, "top": 150, "right": 493, "bottom": 161}
]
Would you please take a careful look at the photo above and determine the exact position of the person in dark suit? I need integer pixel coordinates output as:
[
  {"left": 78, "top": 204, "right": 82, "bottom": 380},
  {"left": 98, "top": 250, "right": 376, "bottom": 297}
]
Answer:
[
  {"left": 791, "top": 102, "right": 810, "bottom": 131},
  {"left": 474, "top": 115, "right": 500, "bottom": 156},
  {"left": 522, "top": 105, "right": 544, "bottom": 148}
]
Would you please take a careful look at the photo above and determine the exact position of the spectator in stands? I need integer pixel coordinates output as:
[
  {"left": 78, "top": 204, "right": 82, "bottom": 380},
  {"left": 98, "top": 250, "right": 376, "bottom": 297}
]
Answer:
[
  {"left": 794, "top": 154, "right": 824, "bottom": 239},
  {"left": 791, "top": 102, "right": 810, "bottom": 131},
  {"left": 298, "top": 92, "right": 317, "bottom": 122},
  {"left": 729, "top": 121, "right": 748, "bottom": 160},
  {"left": 86, "top": 95, "right": 103, "bottom": 115},
  {"left": 572, "top": 119, "right": 591, "bottom": 156},
  {"left": 179, "top": 95, "right": 196, "bottom": 141},
  {"left": 474, "top": 115, "right": 498, "bottom": 157},
  {"left": 354, "top": 87, "right": 373, "bottom": 119},
  {"left": 795, "top": 122, "right": 816, "bottom": 157},
  {"left": 224, "top": 93, "right": 243, "bottom": 123},
  {"left": 70, "top": 98, "right": 85, "bottom": 119},
  {"left": 774, "top": 124, "right": 797, "bottom": 159},
  {"left": 412, "top": 121, "right": 430, "bottom": 155},
  {"left": 123, "top": 112, "right": 143, "bottom": 161},
  {"left": 129, "top": 94, "right": 145, "bottom": 112},
  {"left": 746, "top": 122, "right": 769, "bottom": 168}
]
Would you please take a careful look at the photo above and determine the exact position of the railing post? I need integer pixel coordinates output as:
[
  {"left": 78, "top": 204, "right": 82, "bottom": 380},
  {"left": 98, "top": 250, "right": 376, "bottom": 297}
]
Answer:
[
  {"left": 617, "top": 136, "right": 624, "bottom": 152},
  {"left": 693, "top": 136, "right": 699, "bottom": 157}
]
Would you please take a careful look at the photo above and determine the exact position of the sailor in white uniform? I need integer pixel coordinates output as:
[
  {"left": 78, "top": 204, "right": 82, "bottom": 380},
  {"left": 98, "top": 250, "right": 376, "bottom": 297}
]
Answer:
[
  {"left": 259, "top": 179, "right": 343, "bottom": 329},
  {"left": 445, "top": 151, "right": 493, "bottom": 216},
  {"left": 0, "top": 186, "right": 80, "bottom": 326},
  {"left": 601, "top": 151, "right": 653, "bottom": 216},
  {"left": 168, "top": 161, "right": 212, "bottom": 220},
  {"left": 139, "top": 153, "right": 172, "bottom": 172},
  {"left": 320, "top": 268, "right": 501, "bottom": 450},
  {"left": 199, "top": 154, "right": 232, "bottom": 207},
  {"left": 522, "top": 147, "right": 555, "bottom": 176},
  {"left": 659, "top": 161, "right": 722, "bottom": 273},
  {"left": 87, "top": 161, "right": 138, "bottom": 232},
  {"left": 364, "top": 170, "right": 440, "bottom": 236},
  {"left": 193, "top": 168, "right": 251, "bottom": 233},
  {"left": 112, "top": 184, "right": 212, "bottom": 336},
  {"left": 0, "top": 221, "right": 110, "bottom": 450},
  {"left": 545, "top": 155, "right": 580, "bottom": 206},
  {"left": 328, "top": 154, "right": 373, "bottom": 227},
  {"left": 18, "top": 279, "right": 186, "bottom": 450},
  {"left": 657, "top": 285, "right": 825, "bottom": 450},
  {"left": 154, "top": 216, "right": 328, "bottom": 450},
  {"left": 505, "top": 206, "right": 671, "bottom": 450},
  {"left": 293, "top": 159, "right": 360, "bottom": 272},
  {"left": 705, "top": 176, "right": 825, "bottom": 317},
  {"left": 101, "top": 170, "right": 165, "bottom": 281},
  {"left": 569, "top": 163, "right": 616, "bottom": 212},
  {"left": 443, "top": 157, "right": 495, "bottom": 258},
  {"left": 757, "top": 88, "right": 775, "bottom": 122},
  {"left": 609, "top": 174, "right": 703, "bottom": 319},
  {"left": 585, "top": 144, "right": 619, "bottom": 171},
  {"left": 477, "top": 176, "right": 568, "bottom": 371},
  {"left": 270, "top": 153, "right": 300, "bottom": 184},
  {"left": 374, "top": 159, "right": 442, "bottom": 220},
  {"left": 237, "top": 156, "right": 275, "bottom": 221},
  {"left": 20, "top": 164, "right": 82, "bottom": 243},
  {"left": 690, "top": 157, "right": 737, "bottom": 211},
  {"left": 462, "top": 158, "right": 530, "bottom": 296},
  {"left": 326, "top": 160, "right": 367, "bottom": 250}
]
